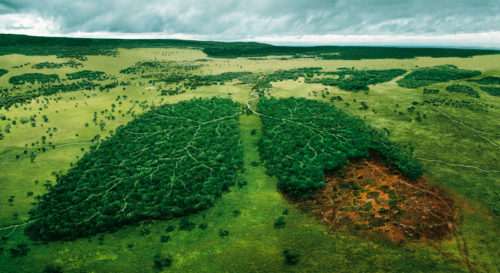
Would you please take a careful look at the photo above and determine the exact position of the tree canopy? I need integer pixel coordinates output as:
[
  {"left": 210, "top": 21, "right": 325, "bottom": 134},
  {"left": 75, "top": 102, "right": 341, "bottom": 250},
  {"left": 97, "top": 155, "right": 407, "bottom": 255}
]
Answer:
[
  {"left": 26, "top": 98, "right": 243, "bottom": 241},
  {"left": 258, "top": 97, "right": 423, "bottom": 199},
  {"left": 397, "top": 65, "right": 480, "bottom": 88}
]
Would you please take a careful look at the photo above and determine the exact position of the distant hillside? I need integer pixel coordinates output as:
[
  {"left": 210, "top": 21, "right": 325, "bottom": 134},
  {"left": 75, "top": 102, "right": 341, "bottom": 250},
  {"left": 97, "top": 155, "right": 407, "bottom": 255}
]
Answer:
[{"left": 0, "top": 34, "right": 498, "bottom": 60}]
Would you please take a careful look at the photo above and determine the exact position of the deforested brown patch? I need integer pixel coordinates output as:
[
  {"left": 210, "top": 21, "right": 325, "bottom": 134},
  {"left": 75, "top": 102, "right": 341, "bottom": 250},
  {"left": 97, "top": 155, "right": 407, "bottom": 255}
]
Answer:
[{"left": 297, "top": 156, "right": 456, "bottom": 243}]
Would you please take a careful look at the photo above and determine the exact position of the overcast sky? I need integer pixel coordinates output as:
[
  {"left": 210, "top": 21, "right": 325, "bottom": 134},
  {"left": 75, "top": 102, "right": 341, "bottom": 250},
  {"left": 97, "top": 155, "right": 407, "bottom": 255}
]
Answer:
[{"left": 0, "top": 0, "right": 499, "bottom": 48}]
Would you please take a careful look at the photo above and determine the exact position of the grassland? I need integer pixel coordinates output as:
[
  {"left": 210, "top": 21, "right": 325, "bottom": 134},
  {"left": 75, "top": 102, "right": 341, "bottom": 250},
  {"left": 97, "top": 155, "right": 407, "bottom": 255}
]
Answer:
[{"left": 0, "top": 46, "right": 499, "bottom": 272}]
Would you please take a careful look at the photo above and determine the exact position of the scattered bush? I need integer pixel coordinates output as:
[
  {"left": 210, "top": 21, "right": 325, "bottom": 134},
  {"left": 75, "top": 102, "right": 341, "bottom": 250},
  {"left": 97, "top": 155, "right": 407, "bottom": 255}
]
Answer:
[
  {"left": 153, "top": 254, "right": 172, "bottom": 271},
  {"left": 43, "top": 265, "right": 63, "bottom": 273},
  {"left": 422, "top": 88, "right": 439, "bottom": 94},
  {"left": 33, "top": 60, "right": 82, "bottom": 69},
  {"left": 283, "top": 249, "right": 300, "bottom": 265},
  {"left": 274, "top": 216, "right": 286, "bottom": 229},
  {"left": 219, "top": 229, "right": 229, "bottom": 237}
]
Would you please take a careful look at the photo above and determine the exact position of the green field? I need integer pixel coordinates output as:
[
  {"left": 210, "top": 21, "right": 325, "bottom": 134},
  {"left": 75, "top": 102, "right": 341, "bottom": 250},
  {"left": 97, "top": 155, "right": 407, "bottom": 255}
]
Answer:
[{"left": 0, "top": 40, "right": 499, "bottom": 273}]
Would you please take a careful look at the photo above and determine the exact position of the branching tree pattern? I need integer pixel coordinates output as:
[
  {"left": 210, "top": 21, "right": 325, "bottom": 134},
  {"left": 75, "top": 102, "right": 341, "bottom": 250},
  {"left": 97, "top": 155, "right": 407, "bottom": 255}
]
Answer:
[
  {"left": 26, "top": 98, "right": 243, "bottom": 241},
  {"left": 258, "top": 97, "right": 423, "bottom": 199}
]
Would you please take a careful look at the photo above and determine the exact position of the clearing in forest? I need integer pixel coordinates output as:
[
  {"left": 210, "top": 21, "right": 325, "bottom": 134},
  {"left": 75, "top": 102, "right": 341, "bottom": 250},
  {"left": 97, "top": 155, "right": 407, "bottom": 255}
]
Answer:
[{"left": 298, "top": 154, "right": 455, "bottom": 242}]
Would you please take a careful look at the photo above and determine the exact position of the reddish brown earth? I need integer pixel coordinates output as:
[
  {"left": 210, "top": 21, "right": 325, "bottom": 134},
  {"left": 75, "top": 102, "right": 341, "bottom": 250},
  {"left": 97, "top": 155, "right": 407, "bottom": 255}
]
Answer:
[{"left": 297, "top": 156, "right": 456, "bottom": 243}]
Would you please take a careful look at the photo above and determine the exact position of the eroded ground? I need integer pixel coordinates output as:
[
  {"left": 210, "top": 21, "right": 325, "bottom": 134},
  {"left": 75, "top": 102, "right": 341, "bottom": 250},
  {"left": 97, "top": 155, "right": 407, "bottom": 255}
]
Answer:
[{"left": 298, "top": 155, "right": 456, "bottom": 243}]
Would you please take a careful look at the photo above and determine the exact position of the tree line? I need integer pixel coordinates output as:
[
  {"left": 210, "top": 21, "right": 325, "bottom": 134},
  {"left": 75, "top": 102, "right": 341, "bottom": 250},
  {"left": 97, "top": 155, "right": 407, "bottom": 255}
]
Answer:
[{"left": 397, "top": 65, "right": 481, "bottom": 88}]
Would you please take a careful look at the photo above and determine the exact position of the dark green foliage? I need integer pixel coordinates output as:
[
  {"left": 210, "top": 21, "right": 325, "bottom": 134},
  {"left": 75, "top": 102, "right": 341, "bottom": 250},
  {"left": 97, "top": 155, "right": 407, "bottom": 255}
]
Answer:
[
  {"left": 120, "top": 61, "right": 252, "bottom": 89},
  {"left": 251, "top": 67, "right": 322, "bottom": 92},
  {"left": 306, "top": 68, "right": 406, "bottom": 91},
  {"left": 0, "top": 81, "right": 100, "bottom": 110},
  {"left": 9, "top": 243, "right": 29, "bottom": 258},
  {"left": 32, "top": 60, "right": 82, "bottom": 69},
  {"left": 397, "top": 65, "right": 481, "bottom": 88},
  {"left": 232, "top": 209, "right": 241, "bottom": 216},
  {"left": 468, "top": 76, "right": 500, "bottom": 85},
  {"left": 421, "top": 98, "right": 489, "bottom": 112},
  {"left": 160, "top": 235, "right": 170, "bottom": 243},
  {"left": 161, "top": 88, "right": 185, "bottom": 96},
  {"left": 237, "top": 180, "right": 248, "bottom": 188},
  {"left": 184, "top": 72, "right": 253, "bottom": 89},
  {"left": 25, "top": 98, "right": 243, "bottom": 241},
  {"left": 479, "top": 86, "right": 500, "bottom": 97},
  {"left": 218, "top": 229, "right": 229, "bottom": 237},
  {"left": 445, "top": 84, "right": 480, "bottom": 98},
  {"left": 66, "top": 70, "right": 108, "bottom": 81},
  {"left": 283, "top": 249, "right": 300, "bottom": 265},
  {"left": 153, "top": 254, "right": 172, "bottom": 270},
  {"left": 43, "top": 265, "right": 63, "bottom": 273},
  {"left": 8, "top": 73, "right": 59, "bottom": 85},
  {"left": 3, "top": 34, "right": 496, "bottom": 60},
  {"left": 258, "top": 97, "right": 423, "bottom": 199},
  {"left": 423, "top": 88, "right": 439, "bottom": 94},
  {"left": 179, "top": 218, "right": 196, "bottom": 231},
  {"left": 274, "top": 216, "right": 286, "bottom": 229},
  {"left": 202, "top": 43, "right": 498, "bottom": 60},
  {"left": 0, "top": 68, "right": 8, "bottom": 77},
  {"left": 165, "top": 225, "right": 175, "bottom": 233}
]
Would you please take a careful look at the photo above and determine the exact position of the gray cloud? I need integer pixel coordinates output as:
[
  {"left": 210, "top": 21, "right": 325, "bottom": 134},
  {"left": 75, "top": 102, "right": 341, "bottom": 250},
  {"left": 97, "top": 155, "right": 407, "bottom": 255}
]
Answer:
[{"left": 0, "top": 0, "right": 499, "bottom": 44}]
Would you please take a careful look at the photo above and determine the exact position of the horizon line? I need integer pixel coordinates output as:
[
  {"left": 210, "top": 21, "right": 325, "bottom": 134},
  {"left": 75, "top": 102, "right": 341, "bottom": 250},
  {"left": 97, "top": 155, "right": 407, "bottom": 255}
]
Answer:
[{"left": 1, "top": 32, "right": 499, "bottom": 51}]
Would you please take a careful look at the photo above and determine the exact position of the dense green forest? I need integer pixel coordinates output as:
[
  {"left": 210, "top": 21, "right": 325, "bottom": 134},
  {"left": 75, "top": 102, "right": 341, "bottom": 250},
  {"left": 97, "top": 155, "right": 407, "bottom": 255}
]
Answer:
[
  {"left": 32, "top": 60, "right": 83, "bottom": 69},
  {"left": 480, "top": 86, "right": 500, "bottom": 96},
  {"left": 202, "top": 45, "right": 499, "bottom": 60},
  {"left": 257, "top": 97, "right": 423, "bottom": 199},
  {"left": 305, "top": 68, "right": 406, "bottom": 91},
  {"left": 0, "top": 34, "right": 498, "bottom": 60},
  {"left": 8, "top": 73, "right": 60, "bottom": 85},
  {"left": 25, "top": 98, "right": 243, "bottom": 240},
  {"left": 445, "top": 84, "right": 480, "bottom": 98},
  {"left": 66, "top": 70, "right": 108, "bottom": 81},
  {"left": 468, "top": 76, "right": 500, "bottom": 85},
  {"left": 397, "top": 65, "right": 481, "bottom": 88},
  {"left": 0, "top": 68, "right": 8, "bottom": 77}
]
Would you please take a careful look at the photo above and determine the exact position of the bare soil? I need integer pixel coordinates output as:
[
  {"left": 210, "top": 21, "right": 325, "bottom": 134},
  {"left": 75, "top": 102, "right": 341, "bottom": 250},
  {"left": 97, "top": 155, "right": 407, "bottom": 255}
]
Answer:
[{"left": 297, "top": 155, "right": 456, "bottom": 243}]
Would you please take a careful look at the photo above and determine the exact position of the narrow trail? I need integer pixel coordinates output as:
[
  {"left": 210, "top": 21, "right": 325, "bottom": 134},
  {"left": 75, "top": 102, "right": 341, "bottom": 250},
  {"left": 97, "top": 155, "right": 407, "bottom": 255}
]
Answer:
[
  {"left": 417, "top": 158, "right": 500, "bottom": 173},
  {"left": 434, "top": 108, "right": 500, "bottom": 149}
]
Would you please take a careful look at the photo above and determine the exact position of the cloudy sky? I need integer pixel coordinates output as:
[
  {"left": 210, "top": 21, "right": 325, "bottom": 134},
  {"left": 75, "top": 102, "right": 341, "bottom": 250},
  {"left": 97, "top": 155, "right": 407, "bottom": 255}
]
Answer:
[{"left": 0, "top": 0, "right": 499, "bottom": 48}]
